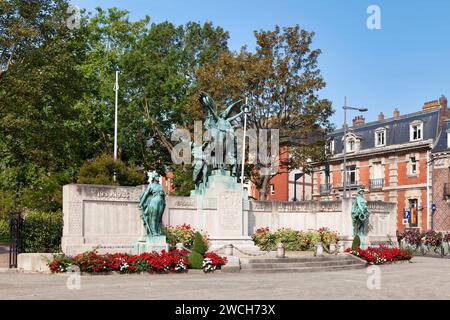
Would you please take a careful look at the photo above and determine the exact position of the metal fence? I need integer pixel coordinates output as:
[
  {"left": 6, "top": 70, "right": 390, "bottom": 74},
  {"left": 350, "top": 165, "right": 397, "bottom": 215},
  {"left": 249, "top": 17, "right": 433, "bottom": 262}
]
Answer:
[{"left": 8, "top": 212, "right": 63, "bottom": 268}]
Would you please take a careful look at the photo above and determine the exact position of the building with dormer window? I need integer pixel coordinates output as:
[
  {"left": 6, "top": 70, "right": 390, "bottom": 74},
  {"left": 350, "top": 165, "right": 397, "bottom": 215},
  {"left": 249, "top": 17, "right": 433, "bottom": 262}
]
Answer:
[{"left": 312, "top": 95, "right": 449, "bottom": 233}]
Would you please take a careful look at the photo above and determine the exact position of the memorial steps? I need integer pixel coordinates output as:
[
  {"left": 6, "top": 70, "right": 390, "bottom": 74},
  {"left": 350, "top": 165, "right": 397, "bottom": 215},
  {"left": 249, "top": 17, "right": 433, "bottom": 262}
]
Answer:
[{"left": 238, "top": 254, "right": 366, "bottom": 273}]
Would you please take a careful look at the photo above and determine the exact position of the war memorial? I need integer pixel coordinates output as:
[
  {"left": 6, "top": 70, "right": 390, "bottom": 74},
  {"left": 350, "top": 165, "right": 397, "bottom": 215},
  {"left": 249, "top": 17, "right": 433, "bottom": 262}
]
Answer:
[
  {"left": 4, "top": 1, "right": 450, "bottom": 306},
  {"left": 57, "top": 93, "right": 396, "bottom": 273}
]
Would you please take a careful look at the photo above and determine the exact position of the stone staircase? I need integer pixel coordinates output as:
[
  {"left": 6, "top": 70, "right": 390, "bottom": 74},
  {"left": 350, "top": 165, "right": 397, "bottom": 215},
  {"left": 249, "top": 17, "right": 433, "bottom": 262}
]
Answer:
[{"left": 239, "top": 254, "right": 367, "bottom": 273}]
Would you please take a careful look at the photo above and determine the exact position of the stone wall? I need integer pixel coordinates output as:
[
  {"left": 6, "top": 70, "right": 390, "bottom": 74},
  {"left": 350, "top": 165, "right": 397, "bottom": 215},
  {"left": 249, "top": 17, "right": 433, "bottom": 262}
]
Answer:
[
  {"left": 62, "top": 184, "right": 398, "bottom": 255},
  {"left": 245, "top": 200, "right": 396, "bottom": 243},
  {"left": 62, "top": 184, "right": 145, "bottom": 255}
]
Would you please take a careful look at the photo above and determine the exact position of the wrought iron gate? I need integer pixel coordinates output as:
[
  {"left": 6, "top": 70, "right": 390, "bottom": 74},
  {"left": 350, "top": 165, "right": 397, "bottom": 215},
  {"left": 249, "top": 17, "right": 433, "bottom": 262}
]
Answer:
[{"left": 8, "top": 211, "right": 23, "bottom": 268}]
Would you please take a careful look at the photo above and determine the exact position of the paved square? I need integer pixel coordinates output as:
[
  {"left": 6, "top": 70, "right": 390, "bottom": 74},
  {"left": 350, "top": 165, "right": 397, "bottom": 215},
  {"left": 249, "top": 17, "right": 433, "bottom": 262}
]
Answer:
[{"left": 0, "top": 257, "right": 449, "bottom": 300}]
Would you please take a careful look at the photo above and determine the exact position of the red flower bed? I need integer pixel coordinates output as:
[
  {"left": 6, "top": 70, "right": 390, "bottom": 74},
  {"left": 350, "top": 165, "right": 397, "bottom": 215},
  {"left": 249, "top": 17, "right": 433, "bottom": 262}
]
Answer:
[
  {"left": 48, "top": 248, "right": 229, "bottom": 274},
  {"left": 201, "top": 252, "right": 228, "bottom": 273},
  {"left": 346, "top": 246, "right": 412, "bottom": 265},
  {"left": 204, "top": 252, "right": 227, "bottom": 268},
  {"left": 48, "top": 249, "right": 190, "bottom": 274}
]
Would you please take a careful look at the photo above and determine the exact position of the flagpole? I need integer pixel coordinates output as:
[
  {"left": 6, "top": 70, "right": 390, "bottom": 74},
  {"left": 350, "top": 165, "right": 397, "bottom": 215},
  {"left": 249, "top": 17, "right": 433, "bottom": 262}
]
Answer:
[
  {"left": 113, "top": 69, "right": 119, "bottom": 182},
  {"left": 114, "top": 69, "right": 119, "bottom": 161},
  {"left": 241, "top": 97, "right": 248, "bottom": 191}
]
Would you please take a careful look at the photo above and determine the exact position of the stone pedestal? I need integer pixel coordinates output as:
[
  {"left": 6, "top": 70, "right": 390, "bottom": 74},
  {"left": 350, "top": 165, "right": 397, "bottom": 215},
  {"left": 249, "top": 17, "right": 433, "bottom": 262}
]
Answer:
[
  {"left": 197, "top": 170, "right": 246, "bottom": 238},
  {"left": 190, "top": 170, "right": 259, "bottom": 253},
  {"left": 359, "top": 234, "right": 370, "bottom": 250},
  {"left": 133, "top": 235, "right": 169, "bottom": 255}
]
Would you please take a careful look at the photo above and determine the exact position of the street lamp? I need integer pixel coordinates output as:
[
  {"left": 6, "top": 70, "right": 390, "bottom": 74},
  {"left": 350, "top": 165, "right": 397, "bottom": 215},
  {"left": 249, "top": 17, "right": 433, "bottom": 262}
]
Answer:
[
  {"left": 112, "top": 67, "right": 120, "bottom": 182},
  {"left": 342, "top": 97, "right": 368, "bottom": 199},
  {"left": 293, "top": 172, "right": 304, "bottom": 202},
  {"left": 240, "top": 97, "right": 251, "bottom": 193}
]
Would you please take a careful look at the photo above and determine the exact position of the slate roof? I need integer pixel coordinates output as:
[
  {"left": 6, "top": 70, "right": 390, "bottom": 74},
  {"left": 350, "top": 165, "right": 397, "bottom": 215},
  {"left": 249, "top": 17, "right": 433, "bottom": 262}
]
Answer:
[
  {"left": 432, "top": 119, "right": 450, "bottom": 153},
  {"left": 330, "top": 108, "right": 441, "bottom": 153}
]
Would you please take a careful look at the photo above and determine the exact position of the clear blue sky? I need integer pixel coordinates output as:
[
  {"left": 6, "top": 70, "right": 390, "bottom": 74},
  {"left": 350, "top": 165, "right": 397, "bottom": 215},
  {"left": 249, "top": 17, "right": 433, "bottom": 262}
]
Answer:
[{"left": 72, "top": 0, "right": 450, "bottom": 127}]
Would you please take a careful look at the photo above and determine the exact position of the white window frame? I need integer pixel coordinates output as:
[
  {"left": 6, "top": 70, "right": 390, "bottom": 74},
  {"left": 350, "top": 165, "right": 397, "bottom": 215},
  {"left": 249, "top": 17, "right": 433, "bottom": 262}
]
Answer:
[
  {"left": 270, "top": 184, "right": 275, "bottom": 195},
  {"left": 327, "top": 140, "right": 335, "bottom": 155},
  {"left": 372, "top": 162, "right": 383, "bottom": 179},
  {"left": 375, "top": 129, "right": 386, "bottom": 147},
  {"left": 410, "top": 121, "right": 423, "bottom": 142},
  {"left": 447, "top": 131, "right": 450, "bottom": 149},
  {"left": 409, "top": 156, "right": 418, "bottom": 175},
  {"left": 346, "top": 165, "right": 357, "bottom": 185},
  {"left": 347, "top": 138, "right": 356, "bottom": 152}
]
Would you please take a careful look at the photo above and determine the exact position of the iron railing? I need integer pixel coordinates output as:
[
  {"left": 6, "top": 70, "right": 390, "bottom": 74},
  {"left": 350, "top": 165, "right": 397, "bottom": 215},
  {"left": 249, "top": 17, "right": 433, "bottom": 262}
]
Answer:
[
  {"left": 346, "top": 180, "right": 359, "bottom": 187},
  {"left": 8, "top": 212, "right": 23, "bottom": 268},
  {"left": 8, "top": 213, "right": 62, "bottom": 268},
  {"left": 320, "top": 184, "right": 332, "bottom": 194},
  {"left": 370, "top": 178, "right": 384, "bottom": 190}
]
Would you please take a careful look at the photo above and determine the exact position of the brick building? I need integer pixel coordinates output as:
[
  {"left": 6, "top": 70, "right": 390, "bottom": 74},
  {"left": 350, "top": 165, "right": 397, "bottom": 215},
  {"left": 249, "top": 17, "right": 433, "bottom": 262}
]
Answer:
[
  {"left": 430, "top": 96, "right": 450, "bottom": 231},
  {"left": 249, "top": 145, "right": 290, "bottom": 201},
  {"left": 312, "top": 96, "right": 449, "bottom": 233}
]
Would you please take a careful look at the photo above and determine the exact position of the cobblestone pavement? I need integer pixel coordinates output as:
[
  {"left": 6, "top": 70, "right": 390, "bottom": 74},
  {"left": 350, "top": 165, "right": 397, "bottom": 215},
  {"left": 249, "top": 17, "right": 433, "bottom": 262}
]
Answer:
[{"left": 0, "top": 257, "right": 449, "bottom": 300}]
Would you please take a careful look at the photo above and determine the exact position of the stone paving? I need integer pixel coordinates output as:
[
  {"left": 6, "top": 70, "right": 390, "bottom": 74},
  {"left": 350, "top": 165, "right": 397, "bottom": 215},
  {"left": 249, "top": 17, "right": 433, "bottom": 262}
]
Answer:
[{"left": 0, "top": 256, "right": 450, "bottom": 300}]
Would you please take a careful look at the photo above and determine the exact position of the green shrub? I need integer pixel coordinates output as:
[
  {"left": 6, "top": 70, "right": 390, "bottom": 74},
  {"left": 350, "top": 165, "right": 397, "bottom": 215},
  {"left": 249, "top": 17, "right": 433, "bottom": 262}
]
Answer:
[
  {"left": 186, "top": 232, "right": 209, "bottom": 269},
  {"left": 188, "top": 251, "right": 204, "bottom": 269},
  {"left": 0, "top": 219, "right": 9, "bottom": 243},
  {"left": 319, "top": 228, "right": 340, "bottom": 252},
  {"left": 306, "top": 231, "right": 322, "bottom": 250},
  {"left": 352, "top": 235, "right": 361, "bottom": 251},
  {"left": 252, "top": 228, "right": 338, "bottom": 252},
  {"left": 77, "top": 154, "right": 145, "bottom": 186},
  {"left": 297, "top": 231, "right": 321, "bottom": 251},
  {"left": 276, "top": 228, "right": 301, "bottom": 251},
  {"left": 191, "top": 232, "right": 207, "bottom": 255},
  {"left": 23, "top": 210, "right": 63, "bottom": 253},
  {"left": 297, "top": 232, "right": 310, "bottom": 250},
  {"left": 162, "top": 224, "right": 208, "bottom": 249},
  {"left": 251, "top": 227, "right": 278, "bottom": 251}
]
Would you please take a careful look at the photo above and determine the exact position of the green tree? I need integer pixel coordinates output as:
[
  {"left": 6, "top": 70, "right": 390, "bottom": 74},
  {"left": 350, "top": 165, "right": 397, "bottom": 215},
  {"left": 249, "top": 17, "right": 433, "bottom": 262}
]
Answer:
[
  {"left": 169, "top": 165, "right": 195, "bottom": 196},
  {"left": 196, "top": 25, "right": 334, "bottom": 199},
  {"left": 76, "top": 9, "right": 229, "bottom": 172},
  {"left": 120, "top": 20, "right": 229, "bottom": 169},
  {"left": 77, "top": 154, "right": 145, "bottom": 186},
  {"left": 0, "top": 0, "right": 90, "bottom": 210}
]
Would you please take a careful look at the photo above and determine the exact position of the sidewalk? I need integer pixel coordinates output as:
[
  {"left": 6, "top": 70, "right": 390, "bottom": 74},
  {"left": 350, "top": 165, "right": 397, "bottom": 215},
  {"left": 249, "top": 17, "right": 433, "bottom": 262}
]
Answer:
[
  {"left": 0, "top": 256, "right": 449, "bottom": 299},
  {"left": 0, "top": 244, "right": 9, "bottom": 268}
]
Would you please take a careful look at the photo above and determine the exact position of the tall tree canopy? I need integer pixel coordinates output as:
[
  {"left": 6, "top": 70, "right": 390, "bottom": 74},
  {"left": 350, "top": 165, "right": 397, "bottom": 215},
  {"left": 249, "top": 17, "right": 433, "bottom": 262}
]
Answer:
[
  {"left": 196, "top": 25, "right": 334, "bottom": 199},
  {"left": 0, "top": 0, "right": 89, "bottom": 210},
  {"left": 0, "top": 0, "right": 333, "bottom": 210}
]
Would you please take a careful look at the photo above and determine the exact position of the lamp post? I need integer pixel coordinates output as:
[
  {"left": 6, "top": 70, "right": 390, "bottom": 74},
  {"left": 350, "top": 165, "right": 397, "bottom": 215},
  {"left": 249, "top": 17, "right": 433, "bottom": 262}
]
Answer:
[
  {"left": 112, "top": 68, "right": 119, "bottom": 182},
  {"left": 342, "top": 97, "right": 368, "bottom": 199},
  {"left": 293, "top": 172, "right": 304, "bottom": 202},
  {"left": 241, "top": 98, "right": 251, "bottom": 194}
]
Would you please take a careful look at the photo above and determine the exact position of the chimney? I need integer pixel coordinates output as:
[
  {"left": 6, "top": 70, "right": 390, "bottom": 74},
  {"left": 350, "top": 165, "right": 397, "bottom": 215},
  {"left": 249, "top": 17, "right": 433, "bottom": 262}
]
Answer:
[
  {"left": 352, "top": 115, "right": 365, "bottom": 127},
  {"left": 393, "top": 108, "right": 400, "bottom": 119},
  {"left": 438, "top": 95, "right": 449, "bottom": 130},
  {"left": 378, "top": 112, "right": 385, "bottom": 121},
  {"left": 440, "top": 95, "right": 448, "bottom": 109},
  {"left": 423, "top": 99, "right": 440, "bottom": 110}
]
